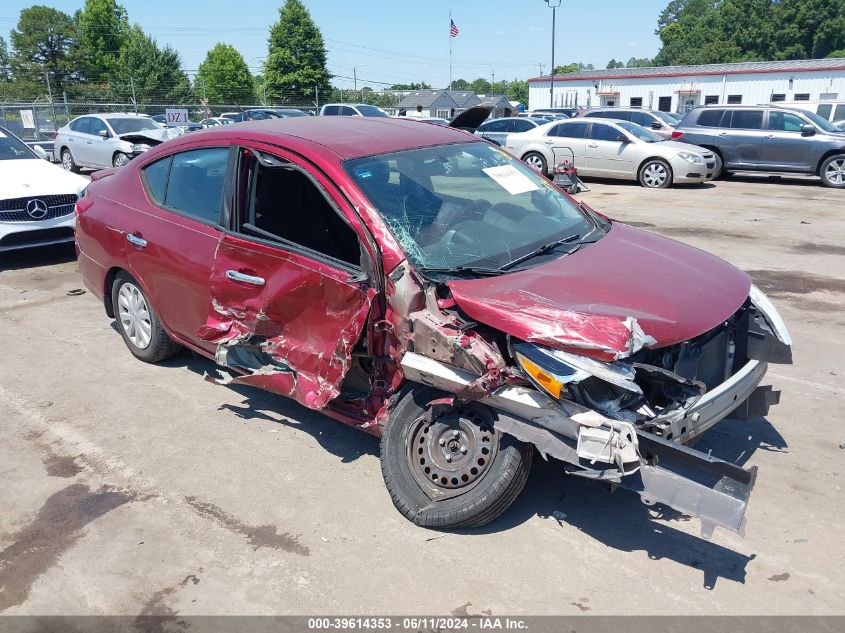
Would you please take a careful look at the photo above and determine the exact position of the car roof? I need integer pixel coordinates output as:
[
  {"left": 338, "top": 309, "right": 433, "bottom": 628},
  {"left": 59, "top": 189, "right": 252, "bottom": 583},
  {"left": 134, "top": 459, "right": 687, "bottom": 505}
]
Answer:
[
  {"left": 77, "top": 112, "right": 149, "bottom": 119},
  {"left": 193, "top": 116, "right": 479, "bottom": 160}
]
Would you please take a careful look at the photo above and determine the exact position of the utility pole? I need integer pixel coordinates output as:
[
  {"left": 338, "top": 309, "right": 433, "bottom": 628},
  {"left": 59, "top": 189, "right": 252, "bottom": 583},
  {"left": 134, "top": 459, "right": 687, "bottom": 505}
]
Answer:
[
  {"left": 545, "top": 0, "right": 561, "bottom": 108},
  {"left": 129, "top": 77, "right": 138, "bottom": 113},
  {"left": 44, "top": 72, "right": 57, "bottom": 127},
  {"left": 538, "top": 62, "right": 545, "bottom": 77}
]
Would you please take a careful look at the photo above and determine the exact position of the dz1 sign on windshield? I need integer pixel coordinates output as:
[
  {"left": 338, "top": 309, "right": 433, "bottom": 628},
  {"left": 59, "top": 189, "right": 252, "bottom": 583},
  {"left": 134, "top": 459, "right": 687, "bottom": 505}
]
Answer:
[{"left": 165, "top": 108, "right": 189, "bottom": 127}]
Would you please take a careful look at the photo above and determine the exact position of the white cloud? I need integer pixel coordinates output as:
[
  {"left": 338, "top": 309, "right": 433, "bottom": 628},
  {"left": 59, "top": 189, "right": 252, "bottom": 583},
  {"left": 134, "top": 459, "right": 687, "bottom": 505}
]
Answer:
[{"left": 528, "top": 25, "right": 545, "bottom": 32}]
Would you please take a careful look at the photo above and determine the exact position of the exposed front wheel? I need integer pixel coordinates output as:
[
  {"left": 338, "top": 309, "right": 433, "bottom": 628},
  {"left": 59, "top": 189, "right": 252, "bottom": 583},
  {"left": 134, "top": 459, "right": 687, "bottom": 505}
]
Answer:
[
  {"left": 61, "top": 148, "right": 79, "bottom": 173},
  {"left": 638, "top": 159, "right": 672, "bottom": 188},
  {"left": 820, "top": 154, "right": 845, "bottom": 188},
  {"left": 521, "top": 152, "right": 548, "bottom": 175},
  {"left": 113, "top": 152, "right": 131, "bottom": 168},
  {"left": 111, "top": 272, "right": 181, "bottom": 363},
  {"left": 380, "top": 387, "right": 532, "bottom": 528}
]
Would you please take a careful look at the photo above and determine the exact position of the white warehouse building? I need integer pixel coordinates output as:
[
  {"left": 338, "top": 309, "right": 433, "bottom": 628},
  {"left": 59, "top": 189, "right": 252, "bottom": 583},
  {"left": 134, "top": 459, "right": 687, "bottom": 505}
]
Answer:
[{"left": 528, "top": 58, "right": 845, "bottom": 114}]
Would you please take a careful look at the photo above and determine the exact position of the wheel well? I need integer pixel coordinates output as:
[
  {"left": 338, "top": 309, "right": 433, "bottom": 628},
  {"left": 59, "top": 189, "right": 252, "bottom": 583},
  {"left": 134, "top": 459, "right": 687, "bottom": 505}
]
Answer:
[
  {"left": 699, "top": 145, "right": 723, "bottom": 160},
  {"left": 816, "top": 150, "right": 845, "bottom": 175},
  {"left": 103, "top": 267, "right": 124, "bottom": 317},
  {"left": 638, "top": 156, "right": 672, "bottom": 174}
]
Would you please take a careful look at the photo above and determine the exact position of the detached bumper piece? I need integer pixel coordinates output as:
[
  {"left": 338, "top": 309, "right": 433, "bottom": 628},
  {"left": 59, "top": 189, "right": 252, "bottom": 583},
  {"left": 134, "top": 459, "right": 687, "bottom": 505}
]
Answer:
[{"left": 626, "top": 430, "right": 756, "bottom": 538}]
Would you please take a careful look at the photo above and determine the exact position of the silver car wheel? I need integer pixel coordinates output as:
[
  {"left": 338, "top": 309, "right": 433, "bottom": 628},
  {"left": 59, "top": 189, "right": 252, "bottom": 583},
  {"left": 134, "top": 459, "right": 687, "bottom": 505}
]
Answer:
[
  {"left": 117, "top": 282, "right": 152, "bottom": 349},
  {"left": 113, "top": 153, "right": 130, "bottom": 168},
  {"left": 61, "top": 150, "right": 73, "bottom": 171},
  {"left": 825, "top": 159, "right": 845, "bottom": 185},
  {"left": 642, "top": 162, "right": 669, "bottom": 187},
  {"left": 523, "top": 154, "right": 545, "bottom": 172}
]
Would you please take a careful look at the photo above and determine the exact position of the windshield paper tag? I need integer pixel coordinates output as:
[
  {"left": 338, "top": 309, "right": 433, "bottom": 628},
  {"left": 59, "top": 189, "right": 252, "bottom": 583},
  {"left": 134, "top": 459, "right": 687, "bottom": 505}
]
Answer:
[{"left": 482, "top": 165, "right": 539, "bottom": 195}]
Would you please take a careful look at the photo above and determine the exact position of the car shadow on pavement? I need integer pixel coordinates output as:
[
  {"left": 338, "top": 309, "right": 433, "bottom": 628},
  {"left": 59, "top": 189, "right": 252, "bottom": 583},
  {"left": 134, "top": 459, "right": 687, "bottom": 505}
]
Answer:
[
  {"left": 580, "top": 177, "right": 716, "bottom": 190},
  {"left": 160, "top": 350, "right": 379, "bottom": 463},
  {"left": 0, "top": 242, "right": 76, "bottom": 271},
  {"left": 476, "top": 455, "right": 756, "bottom": 589},
  {"left": 726, "top": 173, "right": 821, "bottom": 187},
  {"left": 693, "top": 416, "right": 788, "bottom": 467}
]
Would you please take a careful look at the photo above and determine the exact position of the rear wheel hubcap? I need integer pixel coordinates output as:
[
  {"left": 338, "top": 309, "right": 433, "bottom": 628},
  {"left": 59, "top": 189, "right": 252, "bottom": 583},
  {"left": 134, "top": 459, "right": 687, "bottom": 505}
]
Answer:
[
  {"left": 826, "top": 159, "right": 845, "bottom": 185},
  {"left": 117, "top": 282, "right": 152, "bottom": 349}
]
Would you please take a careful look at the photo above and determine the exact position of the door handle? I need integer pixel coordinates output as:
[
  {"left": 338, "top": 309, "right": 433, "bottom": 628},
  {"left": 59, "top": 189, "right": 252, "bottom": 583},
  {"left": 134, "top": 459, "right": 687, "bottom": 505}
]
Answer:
[
  {"left": 126, "top": 233, "right": 147, "bottom": 248},
  {"left": 225, "top": 270, "right": 265, "bottom": 286},
  {"left": 544, "top": 140, "right": 555, "bottom": 145},
  {"left": 765, "top": 134, "right": 775, "bottom": 139},
  {"left": 587, "top": 143, "right": 598, "bottom": 148},
  {"left": 86, "top": 140, "right": 93, "bottom": 144},
  {"left": 717, "top": 132, "right": 728, "bottom": 137}
]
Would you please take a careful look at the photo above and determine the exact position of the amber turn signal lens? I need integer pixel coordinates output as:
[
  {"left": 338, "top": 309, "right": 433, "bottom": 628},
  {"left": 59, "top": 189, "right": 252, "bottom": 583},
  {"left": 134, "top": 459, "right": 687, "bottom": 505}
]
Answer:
[{"left": 518, "top": 355, "right": 564, "bottom": 399}]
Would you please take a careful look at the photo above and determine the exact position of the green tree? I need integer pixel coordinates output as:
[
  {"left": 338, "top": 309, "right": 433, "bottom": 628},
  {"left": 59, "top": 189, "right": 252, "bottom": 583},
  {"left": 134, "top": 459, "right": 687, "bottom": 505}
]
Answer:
[
  {"left": 450, "top": 78, "right": 470, "bottom": 89},
  {"left": 265, "top": 0, "right": 330, "bottom": 103},
  {"left": 196, "top": 43, "right": 255, "bottom": 104},
  {"left": 9, "top": 6, "right": 82, "bottom": 90},
  {"left": 109, "top": 25, "right": 192, "bottom": 104},
  {"left": 506, "top": 79, "right": 528, "bottom": 104},
  {"left": 0, "top": 37, "right": 9, "bottom": 82},
  {"left": 553, "top": 62, "right": 594, "bottom": 74},
  {"left": 389, "top": 82, "right": 431, "bottom": 90},
  {"left": 77, "top": 0, "right": 129, "bottom": 78},
  {"left": 606, "top": 58, "right": 625, "bottom": 69},
  {"left": 626, "top": 57, "right": 653, "bottom": 67},
  {"left": 469, "top": 77, "right": 491, "bottom": 93},
  {"left": 828, "top": 49, "right": 845, "bottom": 58}
]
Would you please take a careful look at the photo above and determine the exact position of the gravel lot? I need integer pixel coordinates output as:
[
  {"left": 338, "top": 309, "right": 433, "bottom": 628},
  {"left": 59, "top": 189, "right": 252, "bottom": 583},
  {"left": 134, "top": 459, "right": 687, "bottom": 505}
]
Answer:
[{"left": 1, "top": 173, "right": 843, "bottom": 617}]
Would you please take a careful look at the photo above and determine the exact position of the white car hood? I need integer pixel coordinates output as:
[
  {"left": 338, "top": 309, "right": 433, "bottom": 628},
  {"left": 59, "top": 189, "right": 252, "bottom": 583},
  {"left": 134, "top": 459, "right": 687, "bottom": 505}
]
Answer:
[
  {"left": 655, "top": 140, "right": 709, "bottom": 155},
  {"left": 1, "top": 158, "right": 88, "bottom": 199}
]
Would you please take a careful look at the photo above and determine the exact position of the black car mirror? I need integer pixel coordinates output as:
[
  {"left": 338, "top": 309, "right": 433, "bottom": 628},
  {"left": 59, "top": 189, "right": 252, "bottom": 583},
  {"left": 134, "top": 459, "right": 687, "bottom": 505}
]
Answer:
[
  {"left": 617, "top": 134, "right": 630, "bottom": 143},
  {"left": 801, "top": 124, "right": 816, "bottom": 136}
]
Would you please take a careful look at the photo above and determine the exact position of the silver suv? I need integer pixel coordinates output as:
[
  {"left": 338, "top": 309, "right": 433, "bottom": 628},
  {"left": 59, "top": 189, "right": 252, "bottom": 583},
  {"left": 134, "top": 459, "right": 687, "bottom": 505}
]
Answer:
[
  {"left": 578, "top": 108, "right": 680, "bottom": 139},
  {"left": 673, "top": 105, "right": 845, "bottom": 187}
]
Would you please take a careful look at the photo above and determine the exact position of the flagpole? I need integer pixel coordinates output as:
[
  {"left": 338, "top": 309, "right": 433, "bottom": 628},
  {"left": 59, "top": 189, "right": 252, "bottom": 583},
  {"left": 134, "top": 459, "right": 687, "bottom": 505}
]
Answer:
[{"left": 449, "top": 10, "right": 453, "bottom": 91}]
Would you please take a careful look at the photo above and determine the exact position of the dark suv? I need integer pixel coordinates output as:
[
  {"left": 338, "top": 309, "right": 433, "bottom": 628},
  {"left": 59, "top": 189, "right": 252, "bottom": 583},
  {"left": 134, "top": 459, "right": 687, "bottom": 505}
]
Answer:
[{"left": 673, "top": 105, "right": 845, "bottom": 187}]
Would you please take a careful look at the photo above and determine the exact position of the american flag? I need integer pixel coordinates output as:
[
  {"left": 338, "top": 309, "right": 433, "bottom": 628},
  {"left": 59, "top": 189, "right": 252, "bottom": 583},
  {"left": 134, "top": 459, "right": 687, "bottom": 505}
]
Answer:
[{"left": 450, "top": 19, "right": 459, "bottom": 38}]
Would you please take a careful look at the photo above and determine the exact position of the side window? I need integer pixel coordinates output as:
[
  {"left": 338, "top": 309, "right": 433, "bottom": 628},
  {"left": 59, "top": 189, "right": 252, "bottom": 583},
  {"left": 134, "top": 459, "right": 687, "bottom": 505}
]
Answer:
[
  {"left": 483, "top": 119, "right": 510, "bottom": 133},
  {"left": 323, "top": 105, "right": 340, "bottom": 116},
  {"left": 512, "top": 119, "right": 536, "bottom": 132},
  {"left": 163, "top": 148, "right": 228, "bottom": 224},
  {"left": 630, "top": 111, "right": 654, "bottom": 127},
  {"left": 590, "top": 123, "right": 622, "bottom": 141},
  {"left": 140, "top": 156, "right": 172, "bottom": 204},
  {"left": 340, "top": 106, "right": 357, "bottom": 116},
  {"left": 584, "top": 111, "right": 605, "bottom": 118},
  {"left": 730, "top": 110, "right": 763, "bottom": 130},
  {"left": 835, "top": 105, "right": 845, "bottom": 120},
  {"left": 71, "top": 117, "right": 92, "bottom": 134},
  {"left": 550, "top": 122, "right": 587, "bottom": 138},
  {"left": 768, "top": 112, "right": 806, "bottom": 132},
  {"left": 817, "top": 104, "right": 832, "bottom": 119},
  {"left": 89, "top": 118, "right": 109, "bottom": 137},
  {"left": 697, "top": 109, "right": 724, "bottom": 127},
  {"left": 242, "top": 155, "right": 361, "bottom": 267}
]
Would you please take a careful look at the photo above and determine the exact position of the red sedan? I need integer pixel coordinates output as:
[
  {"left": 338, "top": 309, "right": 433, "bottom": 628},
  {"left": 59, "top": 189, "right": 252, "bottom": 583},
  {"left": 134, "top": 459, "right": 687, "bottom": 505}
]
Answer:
[{"left": 76, "top": 117, "right": 792, "bottom": 536}]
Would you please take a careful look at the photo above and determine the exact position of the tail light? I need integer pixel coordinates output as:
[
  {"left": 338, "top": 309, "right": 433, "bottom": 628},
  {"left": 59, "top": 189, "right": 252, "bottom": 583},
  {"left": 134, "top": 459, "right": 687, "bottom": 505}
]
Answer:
[
  {"left": 75, "top": 192, "right": 93, "bottom": 217},
  {"left": 671, "top": 131, "right": 685, "bottom": 139}
]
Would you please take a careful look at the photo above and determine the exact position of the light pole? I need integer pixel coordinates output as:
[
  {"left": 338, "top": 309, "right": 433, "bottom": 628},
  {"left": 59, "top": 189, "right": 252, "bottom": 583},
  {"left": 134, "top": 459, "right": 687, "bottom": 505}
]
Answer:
[
  {"left": 353, "top": 64, "right": 366, "bottom": 102},
  {"left": 545, "top": 0, "right": 561, "bottom": 108}
]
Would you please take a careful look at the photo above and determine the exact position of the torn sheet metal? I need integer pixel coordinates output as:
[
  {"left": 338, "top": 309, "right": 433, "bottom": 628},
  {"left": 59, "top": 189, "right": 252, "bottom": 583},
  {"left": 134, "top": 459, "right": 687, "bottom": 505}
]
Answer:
[{"left": 200, "top": 236, "right": 374, "bottom": 411}]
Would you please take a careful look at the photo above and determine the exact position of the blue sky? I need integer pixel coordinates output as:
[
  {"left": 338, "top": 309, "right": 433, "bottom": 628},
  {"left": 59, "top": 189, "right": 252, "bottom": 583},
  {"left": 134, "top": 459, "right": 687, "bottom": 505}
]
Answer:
[{"left": 1, "top": 0, "right": 666, "bottom": 88}]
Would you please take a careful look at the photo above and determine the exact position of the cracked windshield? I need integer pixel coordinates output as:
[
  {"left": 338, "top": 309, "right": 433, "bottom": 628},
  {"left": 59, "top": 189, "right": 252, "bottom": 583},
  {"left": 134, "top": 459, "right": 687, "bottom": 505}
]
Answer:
[{"left": 346, "top": 143, "right": 598, "bottom": 272}]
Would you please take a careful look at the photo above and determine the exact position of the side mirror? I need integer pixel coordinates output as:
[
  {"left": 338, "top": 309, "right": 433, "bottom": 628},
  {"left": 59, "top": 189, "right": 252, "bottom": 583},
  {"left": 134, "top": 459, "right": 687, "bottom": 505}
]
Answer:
[
  {"left": 801, "top": 124, "right": 816, "bottom": 136},
  {"left": 616, "top": 134, "right": 630, "bottom": 143},
  {"left": 32, "top": 145, "right": 48, "bottom": 160},
  {"left": 99, "top": 129, "right": 109, "bottom": 138}
]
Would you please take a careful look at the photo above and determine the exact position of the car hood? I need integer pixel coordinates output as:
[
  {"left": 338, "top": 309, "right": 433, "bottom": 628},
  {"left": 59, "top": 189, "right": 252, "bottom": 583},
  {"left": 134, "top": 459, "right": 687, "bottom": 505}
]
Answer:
[
  {"left": 650, "top": 140, "right": 709, "bottom": 155},
  {"left": 118, "top": 128, "right": 172, "bottom": 143},
  {"left": 0, "top": 158, "right": 88, "bottom": 199},
  {"left": 446, "top": 222, "right": 750, "bottom": 361}
]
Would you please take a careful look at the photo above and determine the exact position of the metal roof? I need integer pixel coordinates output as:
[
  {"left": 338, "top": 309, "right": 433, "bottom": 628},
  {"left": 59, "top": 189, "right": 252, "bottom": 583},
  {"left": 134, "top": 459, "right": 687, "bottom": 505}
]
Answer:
[
  {"left": 528, "top": 58, "right": 845, "bottom": 83},
  {"left": 396, "top": 90, "right": 457, "bottom": 109}
]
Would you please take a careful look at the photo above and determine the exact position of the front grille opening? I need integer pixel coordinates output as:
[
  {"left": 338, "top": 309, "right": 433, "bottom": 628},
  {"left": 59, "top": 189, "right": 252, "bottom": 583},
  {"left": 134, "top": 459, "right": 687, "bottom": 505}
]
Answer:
[{"left": 0, "top": 226, "right": 75, "bottom": 248}]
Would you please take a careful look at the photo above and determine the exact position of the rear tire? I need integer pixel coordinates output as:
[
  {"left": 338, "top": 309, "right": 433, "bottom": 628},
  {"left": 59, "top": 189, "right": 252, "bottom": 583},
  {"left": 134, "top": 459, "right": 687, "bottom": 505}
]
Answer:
[
  {"left": 638, "top": 158, "right": 672, "bottom": 188},
  {"left": 380, "top": 386, "right": 532, "bottom": 529},
  {"left": 111, "top": 271, "right": 181, "bottom": 363},
  {"left": 521, "top": 152, "right": 548, "bottom": 176},
  {"left": 61, "top": 148, "right": 80, "bottom": 173},
  {"left": 820, "top": 154, "right": 845, "bottom": 188}
]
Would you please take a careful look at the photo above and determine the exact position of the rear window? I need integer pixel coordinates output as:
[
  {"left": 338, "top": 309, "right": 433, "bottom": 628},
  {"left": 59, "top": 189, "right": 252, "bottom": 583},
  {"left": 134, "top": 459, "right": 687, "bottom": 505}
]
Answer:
[
  {"left": 730, "top": 110, "right": 763, "bottom": 130},
  {"left": 141, "top": 156, "right": 172, "bottom": 204},
  {"left": 70, "top": 117, "right": 91, "bottom": 134},
  {"left": 696, "top": 109, "right": 725, "bottom": 127}
]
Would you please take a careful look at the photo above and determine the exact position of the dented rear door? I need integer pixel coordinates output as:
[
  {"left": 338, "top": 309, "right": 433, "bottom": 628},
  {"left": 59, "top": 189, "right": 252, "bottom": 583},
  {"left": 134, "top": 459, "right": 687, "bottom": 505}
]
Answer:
[{"left": 200, "top": 146, "right": 376, "bottom": 411}]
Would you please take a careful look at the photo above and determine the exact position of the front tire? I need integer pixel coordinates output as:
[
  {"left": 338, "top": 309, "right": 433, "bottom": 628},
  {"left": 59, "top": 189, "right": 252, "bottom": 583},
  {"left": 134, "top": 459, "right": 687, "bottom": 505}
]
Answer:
[
  {"left": 111, "top": 272, "right": 181, "bottom": 363},
  {"left": 820, "top": 154, "right": 845, "bottom": 188},
  {"left": 521, "top": 152, "right": 548, "bottom": 175},
  {"left": 61, "top": 148, "right": 80, "bottom": 173},
  {"left": 113, "top": 152, "right": 131, "bottom": 168},
  {"left": 380, "top": 387, "right": 532, "bottom": 529},
  {"left": 638, "top": 158, "right": 672, "bottom": 188}
]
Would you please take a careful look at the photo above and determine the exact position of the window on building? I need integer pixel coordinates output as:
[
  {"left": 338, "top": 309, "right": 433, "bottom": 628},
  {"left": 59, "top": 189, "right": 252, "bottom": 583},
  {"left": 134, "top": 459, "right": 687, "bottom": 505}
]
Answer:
[
  {"left": 727, "top": 95, "right": 742, "bottom": 104},
  {"left": 658, "top": 96, "right": 672, "bottom": 112},
  {"left": 704, "top": 95, "right": 719, "bottom": 105},
  {"left": 730, "top": 110, "right": 763, "bottom": 130},
  {"left": 435, "top": 109, "right": 450, "bottom": 118},
  {"left": 770, "top": 94, "right": 786, "bottom": 102},
  {"left": 819, "top": 93, "right": 838, "bottom": 100},
  {"left": 629, "top": 97, "right": 643, "bottom": 108},
  {"left": 793, "top": 93, "right": 810, "bottom": 101}
]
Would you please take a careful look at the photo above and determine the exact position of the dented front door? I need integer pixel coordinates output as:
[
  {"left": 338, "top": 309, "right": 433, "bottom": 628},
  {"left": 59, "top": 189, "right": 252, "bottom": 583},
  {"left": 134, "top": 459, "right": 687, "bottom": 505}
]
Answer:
[{"left": 200, "top": 235, "right": 374, "bottom": 410}]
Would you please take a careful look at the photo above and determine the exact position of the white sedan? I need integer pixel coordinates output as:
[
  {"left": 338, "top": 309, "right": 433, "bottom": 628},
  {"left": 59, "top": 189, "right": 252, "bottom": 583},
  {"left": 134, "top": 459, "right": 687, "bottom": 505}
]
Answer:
[
  {"left": 502, "top": 118, "right": 718, "bottom": 188},
  {"left": 1, "top": 126, "right": 88, "bottom": 252}
]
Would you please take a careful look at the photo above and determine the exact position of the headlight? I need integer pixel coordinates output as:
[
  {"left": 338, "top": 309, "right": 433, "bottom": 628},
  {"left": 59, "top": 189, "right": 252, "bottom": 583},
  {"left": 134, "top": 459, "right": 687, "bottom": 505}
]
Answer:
[
  {"left": 513, "top": 342, "right": 641, "bottom": 400},
  {"left": 131, "top": 143, "right": 152, "bottom": 152},
  {"left": 677, "top": 151, "right": 703, "bottom": 164}
]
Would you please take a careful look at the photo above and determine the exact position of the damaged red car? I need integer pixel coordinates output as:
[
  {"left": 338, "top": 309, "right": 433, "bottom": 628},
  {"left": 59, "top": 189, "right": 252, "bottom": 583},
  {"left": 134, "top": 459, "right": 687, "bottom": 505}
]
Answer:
[{"left": 75, "top": 117, "right": 792, "bottom": 538}]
